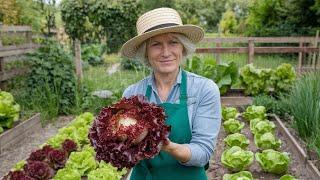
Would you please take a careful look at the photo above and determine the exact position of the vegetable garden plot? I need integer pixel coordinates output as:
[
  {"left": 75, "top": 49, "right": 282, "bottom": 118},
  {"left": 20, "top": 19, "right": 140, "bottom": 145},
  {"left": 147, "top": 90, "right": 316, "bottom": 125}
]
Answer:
[{"left": 207, "top": 106, "right": 319, "bottom": 180}]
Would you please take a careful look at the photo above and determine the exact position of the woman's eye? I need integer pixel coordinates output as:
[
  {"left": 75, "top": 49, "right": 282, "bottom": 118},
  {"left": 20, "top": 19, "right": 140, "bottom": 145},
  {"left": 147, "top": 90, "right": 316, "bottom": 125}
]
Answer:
[
  {"left": 151, "top": 43, "right": 159, "bottom": 46},
  {"left": 170, "top": 41, "right": 178, "bottom": 44}
]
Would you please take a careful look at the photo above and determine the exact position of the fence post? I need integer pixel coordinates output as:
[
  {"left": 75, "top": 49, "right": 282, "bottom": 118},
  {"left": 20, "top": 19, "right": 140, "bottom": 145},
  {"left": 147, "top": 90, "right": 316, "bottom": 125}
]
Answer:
[
  {"left": 26, "top": 30, "right": 32, "bottom": 44},
  {"left": 216, "top": 41, "right": 221, "bottom": 64},
  {"left": 248, "top": 40, "right": 254, "bottom": 64},
  {"left": 298, "top": 41, "right": 304, "bottom": 75},
  {"left": 74, "top": 39, "right": 83, "bottom": 80},
  {"left": 312, "top": 30, "right": 319, "bottom": 69}
]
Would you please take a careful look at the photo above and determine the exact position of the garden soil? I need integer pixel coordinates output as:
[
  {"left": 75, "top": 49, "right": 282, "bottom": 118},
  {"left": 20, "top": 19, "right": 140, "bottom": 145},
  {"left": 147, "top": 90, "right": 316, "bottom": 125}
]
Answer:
[
  {"left": 0, "top": 116, "right": 74, "bottom": 177},
  {"left": 206, "top": 116, "right": 316, "bottom": 180}
]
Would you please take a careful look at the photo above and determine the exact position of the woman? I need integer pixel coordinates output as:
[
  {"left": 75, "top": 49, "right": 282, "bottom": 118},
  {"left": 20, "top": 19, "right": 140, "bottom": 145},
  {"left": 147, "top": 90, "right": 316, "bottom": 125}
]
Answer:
[{"left": 121, "top": 7, "right": 221, "bottom": 180}]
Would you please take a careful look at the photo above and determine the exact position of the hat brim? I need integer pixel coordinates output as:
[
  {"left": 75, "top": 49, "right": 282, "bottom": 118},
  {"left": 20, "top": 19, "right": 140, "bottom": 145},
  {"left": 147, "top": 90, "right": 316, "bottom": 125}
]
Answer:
[{"left": 120, "top": 25, "right": 204, "bottom": 58}]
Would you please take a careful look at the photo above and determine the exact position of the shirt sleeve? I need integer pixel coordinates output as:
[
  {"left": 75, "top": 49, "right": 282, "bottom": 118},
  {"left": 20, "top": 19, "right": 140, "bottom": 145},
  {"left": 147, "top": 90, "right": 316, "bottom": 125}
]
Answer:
[{"left": 180, "top": 79, "right": 221, "bottom": 167}]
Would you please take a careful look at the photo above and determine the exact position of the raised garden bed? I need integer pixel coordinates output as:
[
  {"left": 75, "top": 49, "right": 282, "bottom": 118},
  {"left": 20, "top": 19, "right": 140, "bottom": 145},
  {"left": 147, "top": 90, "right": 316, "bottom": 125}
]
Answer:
[
  {"left": 0, "top": 113, "right": 41, "bottom": 154},
  {"left": 207, "top": 113, "right": 320, "bottom": 180},
  {"left": 221, "top": 89, "right": 252, "bottom": 107}
]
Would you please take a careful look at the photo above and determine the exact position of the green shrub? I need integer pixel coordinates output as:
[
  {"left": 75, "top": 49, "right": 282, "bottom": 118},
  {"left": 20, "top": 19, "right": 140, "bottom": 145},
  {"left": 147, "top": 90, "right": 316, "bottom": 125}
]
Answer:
[{"left": 27, "top": 39, "right": 77, "bottom": 115}]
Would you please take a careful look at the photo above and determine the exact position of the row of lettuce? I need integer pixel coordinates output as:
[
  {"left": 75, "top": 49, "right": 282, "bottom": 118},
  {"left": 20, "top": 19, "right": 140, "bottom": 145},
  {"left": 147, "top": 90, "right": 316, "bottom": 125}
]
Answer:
[
  {"left": 3, "top": 112, "right": 127, "bottom": 180},
  {"left": 0, "top": 91, "right": 20, "bottom": 134},
  {"left": 221, "top": 105, "right": 297, "bottom": 180},
  {"left": 184, "top": 56, "right": 296, "bottom": 96}
]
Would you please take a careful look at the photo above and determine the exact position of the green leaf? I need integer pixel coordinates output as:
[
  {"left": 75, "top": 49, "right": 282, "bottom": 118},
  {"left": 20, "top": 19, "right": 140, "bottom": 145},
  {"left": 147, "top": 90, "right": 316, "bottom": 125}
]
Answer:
[
  {"left": 221, "top": 146, "right": 254, "bottom": 171},
  {"left": 255, "top": 149, "right": 290, "bottom": 174},
  {"left": 223, "top": 171, "right": 253, "bottom": 180}
]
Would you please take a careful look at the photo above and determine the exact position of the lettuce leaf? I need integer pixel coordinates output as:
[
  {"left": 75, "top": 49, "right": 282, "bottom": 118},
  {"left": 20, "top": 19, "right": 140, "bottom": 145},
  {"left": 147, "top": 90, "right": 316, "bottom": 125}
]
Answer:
[
  {"left": 221, "top": 146, "right": 254, "bottom": 171},
  {"left": 223, "top": 171, "right": 253, "bottom": 180},
  {"left": 224, "top": 133, "right": 250, "bottom": 149},
  {"left": 255, "top": 149, "right": 290, "bottom": 174}
]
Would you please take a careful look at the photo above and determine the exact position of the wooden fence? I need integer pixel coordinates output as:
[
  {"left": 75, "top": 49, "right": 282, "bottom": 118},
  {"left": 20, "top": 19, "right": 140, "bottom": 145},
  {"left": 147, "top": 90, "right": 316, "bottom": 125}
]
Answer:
[
  {"left": 197, "top": 35, "right": 320, "bottom": 74},
  {"left": 0, "top": 25, "right": 42, "bottom": 88}
]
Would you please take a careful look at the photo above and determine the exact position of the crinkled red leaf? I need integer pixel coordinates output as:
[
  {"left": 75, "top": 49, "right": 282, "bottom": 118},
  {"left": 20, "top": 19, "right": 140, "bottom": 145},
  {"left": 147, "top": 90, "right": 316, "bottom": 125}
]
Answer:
[
  {"left": 27, "top": 149, "right": 46, "bottom": 162},
  {"left": 2, "top": 170, "right": 34, "bottom": 180},
  {"left": 89, "top": 95, "right": 170, "bottom": 169},
  {"left": 47, "top": 149, "right": 67, "bottom": 170},
  {"left": 23, "top": 161, "right": 54, "bottom": 180},
  {"left": 62, "top": 139, "right": 77, "bottom": 155}
]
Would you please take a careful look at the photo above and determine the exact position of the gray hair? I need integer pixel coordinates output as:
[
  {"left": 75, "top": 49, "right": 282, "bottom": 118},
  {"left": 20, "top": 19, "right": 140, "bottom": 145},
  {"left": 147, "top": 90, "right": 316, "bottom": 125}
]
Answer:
[{"left": 134, "top": 33, "right": 196, "bottom": 67}]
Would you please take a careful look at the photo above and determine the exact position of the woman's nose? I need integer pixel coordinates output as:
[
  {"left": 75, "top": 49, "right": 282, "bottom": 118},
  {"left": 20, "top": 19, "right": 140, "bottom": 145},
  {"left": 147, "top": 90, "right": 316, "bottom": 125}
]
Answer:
[{"left": 162, "top": 44, "right": 170, "bottom": 57}]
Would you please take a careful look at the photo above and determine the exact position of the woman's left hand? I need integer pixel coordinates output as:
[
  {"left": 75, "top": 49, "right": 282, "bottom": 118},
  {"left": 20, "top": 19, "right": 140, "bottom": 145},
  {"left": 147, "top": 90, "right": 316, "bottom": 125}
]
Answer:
[{"left": 161, "top": 139, "right": 191, "bottom": 163}]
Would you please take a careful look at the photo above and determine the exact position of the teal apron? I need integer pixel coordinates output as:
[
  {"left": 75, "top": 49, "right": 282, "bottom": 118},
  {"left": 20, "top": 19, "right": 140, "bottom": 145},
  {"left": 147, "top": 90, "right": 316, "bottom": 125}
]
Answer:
[{"left": 130, "top": 70, "right": 207, "bottom": 180}]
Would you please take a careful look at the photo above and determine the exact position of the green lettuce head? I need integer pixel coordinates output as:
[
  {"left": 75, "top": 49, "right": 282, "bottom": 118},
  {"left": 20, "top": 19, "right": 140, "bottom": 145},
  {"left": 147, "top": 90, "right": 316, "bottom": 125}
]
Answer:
[
  {"left": 251, "top": 120, "right": 276, "bottom": 135},
  {"left": 223, "top": 119, "right": 245, "bottom": 134},
  {"left": 222, "top": 107, "right": 239, "bottom": 121},
  {"left": 254, "top": 132, "right": 281, "bottom": 150},
  {"left": 224, "top": 133, "right": 250, "bottom": 149},
  {"left": 223, "top": 171, "right": 253, "bottom": 180},
  {"left": 255, "top": 149, "right": 290, "bottom": 174},
  {"left": 243, "top": 105, "right": 266, "bottom": 121},
  {"left": 221, "top": 146, "right": 254, "bottom": 172}
]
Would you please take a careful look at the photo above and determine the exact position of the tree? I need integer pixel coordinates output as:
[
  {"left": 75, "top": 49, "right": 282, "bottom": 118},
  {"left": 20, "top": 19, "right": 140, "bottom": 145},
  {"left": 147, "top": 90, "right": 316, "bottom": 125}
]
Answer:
[
  {"left": 219, "top": 10, "right": 238, "bottom": 34},
  {"left": 244, "top": 0, "right": 320, "bottom": 36}
]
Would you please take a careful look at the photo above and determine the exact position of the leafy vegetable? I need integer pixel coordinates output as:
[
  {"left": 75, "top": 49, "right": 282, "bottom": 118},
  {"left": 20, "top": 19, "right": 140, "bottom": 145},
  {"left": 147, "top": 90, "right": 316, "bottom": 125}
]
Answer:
[
  {"left": 87, "top": 161, "right": 127, "bottom": 180},
  {"left": 255, "top": 149, "right": 290, "bottom": 174},
  {"left": 249, "top": 118, "right": 264, "bottom": 132},
  {"left": 184, "top": 56, "right": 238, "bottom": 94},
  {"left": 251, "top": 120, "right": 276, "bottom": 135},
  {"left": 48, "top": 149, "right": 68, "bottom": 170},
  {"left": 13, "top": 160, "right": 26, "bottom": 171},
  {"left": 221, "top": 146, "right": 254, "bottom": 172},
  {"left": 279, "top": 174, "right": 298, "bottom": 180},
  {"left": 54, "top": 167, "right": 81, "bottom": 180},
  {"left": 224, "top": 133, "right": 249, "bottom": 149},
  {"left": 214, "top": 62, "right": 239, "bottom": 94},
  {"left": 62, "top": 139, "right": 78, "bottom": 154},
  {"left": 254, "top": 132, "right": 281, "bottom": 150},
  {"left": 222, "top": 107, "right": 239, "bottom": 121},
  {"left": 0, "top": 91, "right": 20, "bottom": 130},
  {"left": 2, "top": 170, "right": 33, "bottom": 180},
  {"left": 223, "top": 119, "right": 245, "bottom": 134},
  {"left": 270, "top": 63, "right": 296, "bottom": 94},
  {"left": 243, "top": 105, "right": 266, "bottom": 121},
  {"left": 223, "top": 171, "right": 253, "bottom": 180},
  {"left": 24, "top": 161, "right": 55, "bottom": 179},
  {"left": 47, "top": 112, "right": 94, "bottom": 148},
  {"left": 89, "top": 95, "right": 170, "bottom": 169},
  {"left": 239, "top": 64, "right": 273, "bottom": 95},
  {"left": 64, "top": 150, "right": 97, "bottom": 176}
]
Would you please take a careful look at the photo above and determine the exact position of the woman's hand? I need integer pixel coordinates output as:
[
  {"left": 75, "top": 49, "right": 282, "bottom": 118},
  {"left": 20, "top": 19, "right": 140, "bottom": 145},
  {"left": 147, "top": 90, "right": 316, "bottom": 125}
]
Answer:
[{"left": 161, "top": 139, "right": 191, "bottom": 163}]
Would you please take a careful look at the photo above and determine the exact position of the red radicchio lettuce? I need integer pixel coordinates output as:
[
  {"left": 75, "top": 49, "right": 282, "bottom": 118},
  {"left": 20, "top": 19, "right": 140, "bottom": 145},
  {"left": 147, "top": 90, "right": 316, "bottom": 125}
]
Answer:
[
  {"left": 3, "top": 170, "right": 34, "bottom": 180},
  {"left": 41, "top": 145, "right": 55, "bottom": 157},
  {"left": 89, "top": 95, "right": 170, "bottom": 169},
  {"left": 27, "top": 149, "right": 46, "bottom": 162},
  {"left": 62, "top": 139, "right": 77, "bottom": 154},
  {"left": 47, "top": 149, "right": 67, "bottom": 170},
  {"left": 23, "top": 161, "right": 54, "bottom": 180}
]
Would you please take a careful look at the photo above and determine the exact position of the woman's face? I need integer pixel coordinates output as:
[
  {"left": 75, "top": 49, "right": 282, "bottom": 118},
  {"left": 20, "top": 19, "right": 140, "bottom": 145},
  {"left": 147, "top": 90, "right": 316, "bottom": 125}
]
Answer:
[{"left": 146, "top": 33, "right": 184, "bottom": 75}]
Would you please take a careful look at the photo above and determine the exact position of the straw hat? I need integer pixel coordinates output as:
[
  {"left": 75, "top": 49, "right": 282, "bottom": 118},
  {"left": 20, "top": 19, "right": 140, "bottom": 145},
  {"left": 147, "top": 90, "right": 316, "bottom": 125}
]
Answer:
[{"left": 120, "top": 7, "right": 204, "bottom": 58}]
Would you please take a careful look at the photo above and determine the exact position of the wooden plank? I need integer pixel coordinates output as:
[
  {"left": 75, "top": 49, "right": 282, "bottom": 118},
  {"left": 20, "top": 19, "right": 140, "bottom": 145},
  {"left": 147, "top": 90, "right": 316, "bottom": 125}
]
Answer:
[
  {"left": 196, "top": 47, "right": 319, "bottom": 54},
  {"left": 196, "top": 47, "right": 248, "bottom": 53},
  {"left": 0, "top": 26, "right": 32, "bottom": 33},
  {"left": 221, "top": 96, "right": 252, "bottom": 106},
  {"left": 272, "top": 114, "right": 320, "bottom": 180},
  {"left": 0, "top": 113, "right": 41, "bottom": 154},
  {"left": 248, "top": 40, "right": 254, "bottom": 64},
  {"left": 200, "top": 37, "right": 320, "bottom": 44},
  {"left": 0, "top": 44, "right": 39, "bottom": 52},
  {"left": 0, "top": 68, "right": 29, "bottom": 81},
  {"left": 0, "top": 46, "right": 39, "bottom": 58}
]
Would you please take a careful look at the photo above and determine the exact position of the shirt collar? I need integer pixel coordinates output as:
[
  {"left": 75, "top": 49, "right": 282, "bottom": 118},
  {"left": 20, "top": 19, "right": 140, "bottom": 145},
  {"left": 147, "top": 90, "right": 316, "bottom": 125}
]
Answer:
[{"left": 147, "top": 67, "right": 182, "bottom": 89}]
